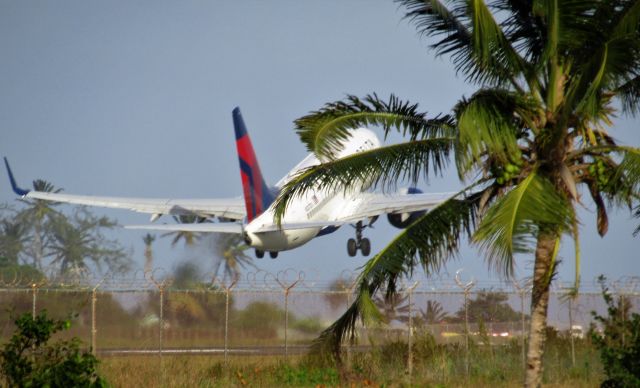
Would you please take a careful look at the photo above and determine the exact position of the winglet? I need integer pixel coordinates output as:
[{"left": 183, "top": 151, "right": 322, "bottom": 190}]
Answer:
[{"left": 3, "top": 157, "right": 30, "bottom": 196}]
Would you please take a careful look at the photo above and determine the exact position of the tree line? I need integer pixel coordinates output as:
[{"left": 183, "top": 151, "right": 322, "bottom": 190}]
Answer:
[{"left": 0, "top": 180, "right": 129, "bottom": 281}]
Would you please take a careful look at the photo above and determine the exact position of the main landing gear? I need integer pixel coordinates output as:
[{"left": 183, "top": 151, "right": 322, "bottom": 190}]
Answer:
[
  {"left": 347, "top": 221, "right": 371, "bottom": 257},
  {"left": 255, "top": 249, "right": 278, "bottom": 259}
]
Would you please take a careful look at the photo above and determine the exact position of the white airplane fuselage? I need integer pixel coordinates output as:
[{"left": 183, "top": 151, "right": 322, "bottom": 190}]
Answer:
[
  {"left": 4, "top": 107, "right": 452, "bottom": 259},
  {"left": 243, "top": 127, "right": 380, "bottom": 251}
]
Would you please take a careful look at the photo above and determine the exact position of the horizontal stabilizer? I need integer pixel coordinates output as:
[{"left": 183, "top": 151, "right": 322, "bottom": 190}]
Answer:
[{"left": 125, "top": 223, "right": 243, "bottom": 234}]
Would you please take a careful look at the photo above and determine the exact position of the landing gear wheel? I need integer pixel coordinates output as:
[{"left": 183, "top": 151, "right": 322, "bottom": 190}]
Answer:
[
  {"left": 360, "top": 238, "right": 371, "bottom": 256},
  {"left": 269, "top": 251, "right": 279, "bottom": 259},
  {"left": 347, "top": 238, "right": 357, "bottom": 257},
  {"left": 255, "top": 249, "right": 264, "bottom": 259}
]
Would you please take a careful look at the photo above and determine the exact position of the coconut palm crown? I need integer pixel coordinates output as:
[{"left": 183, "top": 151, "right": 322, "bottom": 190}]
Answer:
[{"left": 273, "top": 1, "right": 640, "bottom": 386}]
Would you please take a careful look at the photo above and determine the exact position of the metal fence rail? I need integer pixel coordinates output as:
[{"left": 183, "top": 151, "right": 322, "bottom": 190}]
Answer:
[{"left": 1, "top": 269, "right": 639, "bottom": 373}]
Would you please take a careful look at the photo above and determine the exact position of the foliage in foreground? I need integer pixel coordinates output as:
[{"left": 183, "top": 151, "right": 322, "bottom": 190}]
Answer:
[
  {"left": 0, "top": 311, "right": 106, "bottom": 387},
  {"left": 591, "top": 276, "right": 640, "bottom": 387},
  {"left": 274, "top": 1, "right": 640, "bottom": 386}
]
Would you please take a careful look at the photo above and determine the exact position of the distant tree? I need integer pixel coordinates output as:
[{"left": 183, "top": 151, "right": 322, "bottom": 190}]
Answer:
[
  {"left": 324, "top": 278, "right": 355, "bottom": 311},
  {"left": 47, "top": 208, "right": 130, "bottom": 277},
  {"left": 162, "top": 216, "right": 256, "bottom": 282},
  {"left": 0, "top": 215, "right": 30, "bottom": 266},
  {"left": 233, "top": 301, "right": 287, "bottom": 338},
  {"left": 209, "top": 234, "right": 255, "bottom": 281},
  {"left": 142, "top": 233, "right": 155, "bottom": 273},
  {"left": 172, "top": 261, "right": 202, "bottom": 289},
  {"left": 17, "top": 180, "right": 63, "bottom": 270},
  {"left": 374, "top": 292, "right": 411, "bottom": 325},
  {"left": 161, "top": 215, "right": 206, "bottom": 247},
  {"left": 417, "top": 300, "right": 450, "bottom": 325},
  {"left": 452, "top": 291, "right": 521, "bottom": 323}
]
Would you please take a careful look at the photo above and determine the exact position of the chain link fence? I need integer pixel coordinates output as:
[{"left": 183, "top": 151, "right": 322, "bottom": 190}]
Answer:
[{"left": 1, "top": 269, "right": 639, "bottom": 370}]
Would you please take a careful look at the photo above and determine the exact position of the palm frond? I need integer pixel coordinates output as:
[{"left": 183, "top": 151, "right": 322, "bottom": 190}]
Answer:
[
  {"left": 616, "top": 75, "right": 640, "bottom": 116},
  {"left": 495, "top": 0, "right": 546, "bottom": 64},
  {"left": 633, "top": 204, "right": 640, "bottom": 237},
  {"left": 473, "top": 171, "right": 573, "bottom": 277},
  {"left": 605, "top": 146, "right": 640, "bottom": 206},
  {"left": 273, "top": 138, "right": 455, "bottom": 224},
  {"left": 468, "top": 0, "right": 529, "bottom": 86},
  {"left": 398, "top": 0, "right": 528, "bottom": 87},
  {"left": 567, "top": 1, "right": 640, "bottom": 117},
  {"left": 454, "top": 89, "right": 533, "bottom": 177},
  {"left": 294, "top": 94, "right": 453, "bottom": 158},
  {"left": 610, "top": 0, "right": 640, "bottom": 40},
  {"left": 312, "top": 187, "right": 485, "bottom": 356}
]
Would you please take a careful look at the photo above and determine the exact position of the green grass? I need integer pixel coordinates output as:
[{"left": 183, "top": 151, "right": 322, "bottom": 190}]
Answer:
[{"left": 97, "top": 335, "right": 604, "bottom": 387}]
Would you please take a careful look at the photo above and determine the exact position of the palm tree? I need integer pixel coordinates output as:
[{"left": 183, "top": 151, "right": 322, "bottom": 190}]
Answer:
[
  {"left": 209, "top": 233, "right": 255, "bottom": 281},
  {"left": 0, "top": 216, "right": 30, "bottom": 266},
  {"left": 17, "top": 180, "right": 63, "bottom": 269},
  {"left": 47, "top": 208, "right": 130, "bottom": 277},
  {"left": 418, "top": 300, "right": 450, "bottom": 325},
  {"left": 142, "top": 233, "right": 156, "bottom": 273},
  {"left": 274, "top": 1, "right": 640, "bottom": 385},
  {"left": 374, "top": 292, "right": 411, "bottom": 325},
  {"left": 161, "top": 215, "right": 206, "bottom": 247},
  {"left": 161, "top": 216, "right": 255, "bottom": 281}
]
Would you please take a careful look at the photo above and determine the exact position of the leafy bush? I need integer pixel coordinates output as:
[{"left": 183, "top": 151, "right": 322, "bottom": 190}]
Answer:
[
  {"left": 0, "top": 311, "right": 106, "bottom": 387},
  {"left": 291, "top": 317, "right": 324, "bottom": 334},
  {"left": 591, "top": 276, "right": 640, "bottom": 387}
]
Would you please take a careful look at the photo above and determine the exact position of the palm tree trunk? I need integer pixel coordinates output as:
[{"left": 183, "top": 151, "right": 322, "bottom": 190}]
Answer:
[
  {"left": 33, "top": 223, "right": 43, "bottom": 270},
  {"left": 144, "top": 245, "right": 153, "bottom": 274},
  {"left": 525, "top": 231, "right": 557, "bottom": 387}
]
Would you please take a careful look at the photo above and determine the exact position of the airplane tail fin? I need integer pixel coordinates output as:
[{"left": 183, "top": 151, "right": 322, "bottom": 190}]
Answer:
[{"left": 233, "top": 107, "right": 275, "bottom": 222}]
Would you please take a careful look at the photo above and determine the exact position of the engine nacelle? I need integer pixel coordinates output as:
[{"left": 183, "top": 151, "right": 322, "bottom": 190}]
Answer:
[{"left": 387, "top": 187, "right": 425, "bottom": 229}]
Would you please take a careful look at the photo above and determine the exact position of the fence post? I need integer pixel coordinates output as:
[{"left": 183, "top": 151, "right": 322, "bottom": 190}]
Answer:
[
  {"left": 91, "top": 274, "right": 109, "bottom": 356},
  {"left": 513, "top": 278, "right": 529, "bottom": 382},
  {"left": 31, "top": 282, "right": 37, "bottom": 319},
  {"left": 407, "top": 281, "right": 419, "bottom": 379},
  {"left": 568, "top": 294, "right": 575, "bottom": 366},
  {"left": 213, "top": 277, "right": 238, "bottom": 364},
  {"left": 275, "top": 270, "right": 303, "bottom": 361},
  {"left": 455, "top": 269, "right": 475, "bottom": 380},
  {"left": 148, "top": 270, "right": 172, "bottom": 362}
]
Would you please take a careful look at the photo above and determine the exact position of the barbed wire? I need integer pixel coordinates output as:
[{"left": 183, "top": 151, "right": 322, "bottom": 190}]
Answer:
[{"left": 1, "top": 267, "right": 638, "bottom": 295}]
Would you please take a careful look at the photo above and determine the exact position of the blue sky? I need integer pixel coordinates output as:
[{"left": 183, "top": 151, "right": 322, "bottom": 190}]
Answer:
[{"left": 1, "top": 1, "right": 638, "bottom": 287}]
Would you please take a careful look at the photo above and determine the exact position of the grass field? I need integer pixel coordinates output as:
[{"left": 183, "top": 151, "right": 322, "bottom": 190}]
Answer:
[{"left": 98, "top": 335, "right": 603, "bottom": 387}]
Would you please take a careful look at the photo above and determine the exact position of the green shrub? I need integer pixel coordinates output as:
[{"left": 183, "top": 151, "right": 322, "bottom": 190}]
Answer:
[
  {"left": 591, "top": 276, "right": 640, "bottom": 387},
  {"left": 291, "top": 317, "right": 324, "bottom": 334},
  {"left": 0, "top": 311, "right": 106, "bottom": 387}
]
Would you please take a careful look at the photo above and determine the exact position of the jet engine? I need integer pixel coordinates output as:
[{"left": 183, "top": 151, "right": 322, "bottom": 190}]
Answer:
[{"left": 387, "top": 187, "right": 425, "bottom": 229}]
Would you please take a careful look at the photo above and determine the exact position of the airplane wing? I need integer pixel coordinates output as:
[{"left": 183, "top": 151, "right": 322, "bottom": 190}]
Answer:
[
  {"left": 251, "top": 191, "right": 455, "bottom": 232},
  {"left": 340, "top": 191, "right": 455, "bottom": 220},
  {"left": 125, "top": 223, "right": 243, "bottom": 233},
  {"left": 4, "top": 158, "right": 246, "bottom": 221},
  {"left": 125, "top": 192, "right": 455, "bottom": 233}
]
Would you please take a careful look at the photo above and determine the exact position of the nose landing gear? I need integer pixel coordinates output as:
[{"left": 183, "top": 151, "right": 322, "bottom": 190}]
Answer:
[{"left": 347, "top": 221, "right": 371, "bottom": 257}]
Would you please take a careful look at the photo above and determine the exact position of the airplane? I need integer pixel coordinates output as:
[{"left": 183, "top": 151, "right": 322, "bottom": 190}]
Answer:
[{"left": 4, "top": 107, "right": 452, "bottom": 259}]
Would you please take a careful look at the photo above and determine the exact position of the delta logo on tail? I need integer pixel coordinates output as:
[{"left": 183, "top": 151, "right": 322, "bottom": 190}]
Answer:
[{"left": 233, "top": 108, "right": 275, "bottom": 222}]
